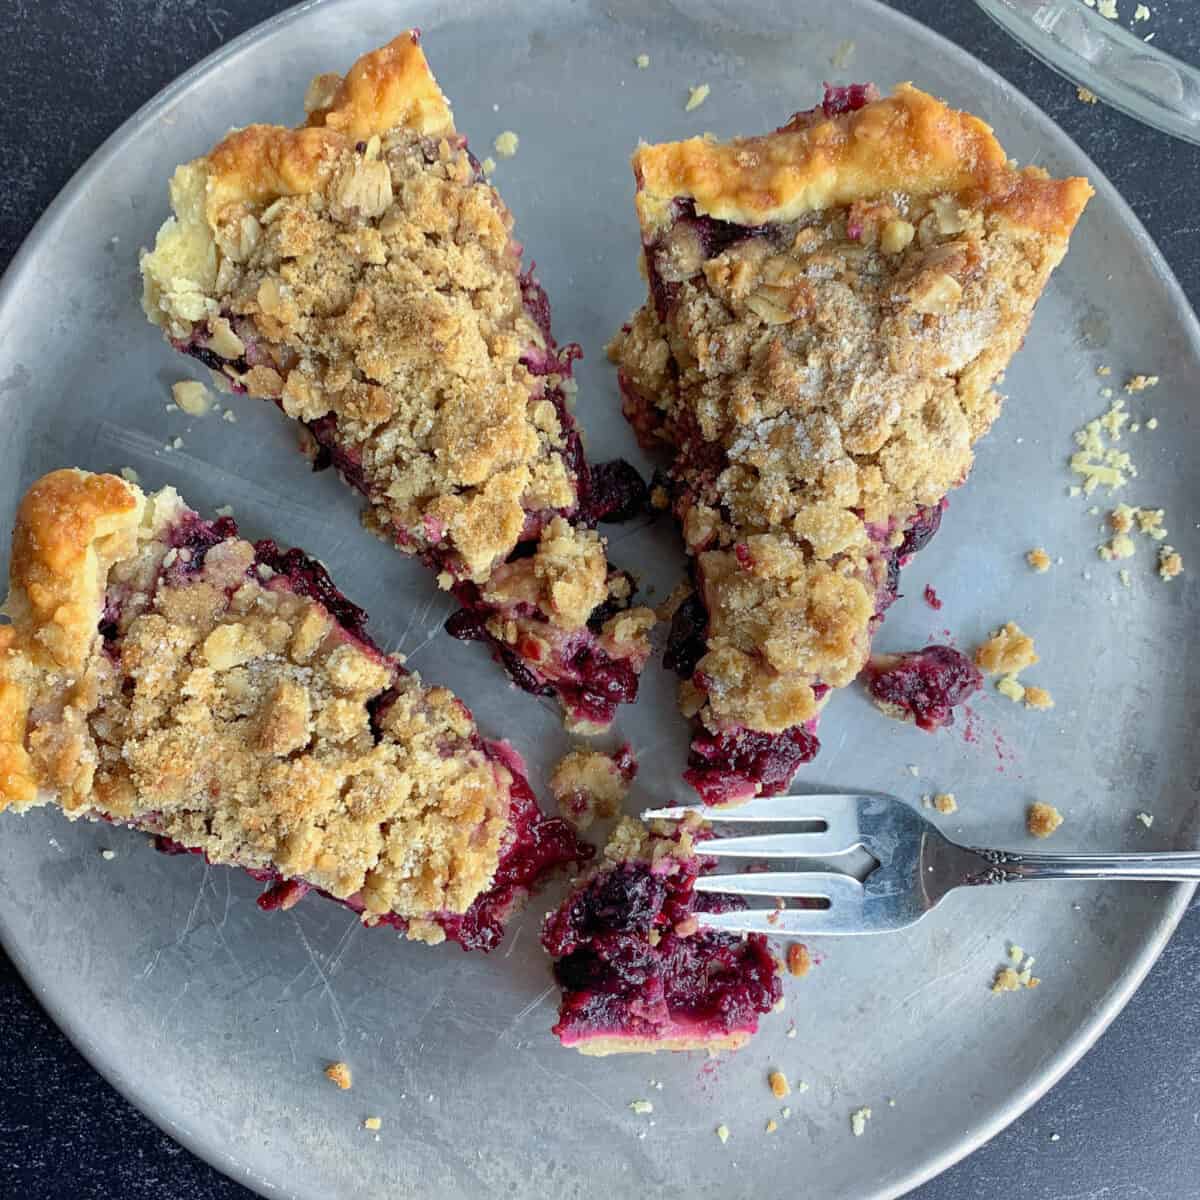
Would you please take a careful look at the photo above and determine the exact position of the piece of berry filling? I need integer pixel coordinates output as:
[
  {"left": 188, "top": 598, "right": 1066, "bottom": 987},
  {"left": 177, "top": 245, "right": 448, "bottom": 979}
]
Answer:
[
  {"left": 542, "top": 842, "right": 781, "bottom": 1047},
  {"left": 862, "top": 645, "right": 982, "bottom": 732}
]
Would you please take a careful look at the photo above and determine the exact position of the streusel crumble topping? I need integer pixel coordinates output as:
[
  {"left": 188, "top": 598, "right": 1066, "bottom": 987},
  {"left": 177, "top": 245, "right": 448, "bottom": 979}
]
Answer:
[
  {"left": 0, "top": 470, "right": 587, "bottom": 945},
  {"left": 611, "top": 83, "right": 1090, "bottom": 770}
]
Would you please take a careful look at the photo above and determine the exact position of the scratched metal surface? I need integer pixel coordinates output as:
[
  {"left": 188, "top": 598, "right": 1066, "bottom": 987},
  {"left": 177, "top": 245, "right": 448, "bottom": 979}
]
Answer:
[{"left": 0, "top": 1, "right": 1199, "bottom": 1198}]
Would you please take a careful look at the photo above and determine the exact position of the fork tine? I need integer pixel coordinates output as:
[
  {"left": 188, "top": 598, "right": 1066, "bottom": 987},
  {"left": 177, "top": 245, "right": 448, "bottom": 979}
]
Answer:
[
  {"left": 641, "top": 792, "right": 872, "bottom": 824},
  {"left": 693, "top": 871, "right": 864, "bottom": 902},
  {"left": 697, "top": 831, "right": 860, "bottom": 858},
  {"left": 695, "top": 908, "right": 869, "bottom": 937},
  {"left": 641, "top": 793, "right": 867, "bottom": 856}
]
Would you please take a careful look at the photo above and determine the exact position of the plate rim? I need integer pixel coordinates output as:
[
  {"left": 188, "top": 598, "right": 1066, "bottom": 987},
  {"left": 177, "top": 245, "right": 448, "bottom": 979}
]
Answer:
[{"left": 0, "top": 1, "right": 1195, "bottom": 1197}]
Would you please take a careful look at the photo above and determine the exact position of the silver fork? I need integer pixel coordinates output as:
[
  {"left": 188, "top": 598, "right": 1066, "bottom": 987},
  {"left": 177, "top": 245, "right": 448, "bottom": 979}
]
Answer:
[{"left": 640, "top": 791, "right": 1200, "bottom": 936}]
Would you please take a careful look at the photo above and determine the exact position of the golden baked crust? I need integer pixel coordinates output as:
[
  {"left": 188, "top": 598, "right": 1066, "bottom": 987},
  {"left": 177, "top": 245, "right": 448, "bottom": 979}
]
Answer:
[
  {"left": 611, "top": 87, "right": 1090, "bottom": 739},
  {"left": 139, "top": 33, "right": 585, "bottom": 586},
  {"left": 634, "top": 83, "right": 1092, "bottom": 239},
  {"left": 0, "top": 469, "right": 512, "bottom": 928},
  {"left": 572, "top": 1031, "right": 750, "bottom": 1056}
]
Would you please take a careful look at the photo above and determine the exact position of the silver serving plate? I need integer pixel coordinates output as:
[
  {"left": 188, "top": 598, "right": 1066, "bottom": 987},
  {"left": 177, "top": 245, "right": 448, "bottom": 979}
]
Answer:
[{"left": 1, "top": 1, "right": 1197, "bottom": 1197}]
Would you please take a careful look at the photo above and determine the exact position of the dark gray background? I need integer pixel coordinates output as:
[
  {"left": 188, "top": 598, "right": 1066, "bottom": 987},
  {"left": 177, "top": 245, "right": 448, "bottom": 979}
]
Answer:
[{"left": 1, "top": 1, "right": 1197, "bottom": 1196}]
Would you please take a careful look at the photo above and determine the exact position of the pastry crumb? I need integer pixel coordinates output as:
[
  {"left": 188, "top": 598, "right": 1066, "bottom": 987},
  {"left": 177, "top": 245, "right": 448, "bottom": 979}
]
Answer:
[
  {"left": 1136, "top": 811, "right": 1154, "bottom": 828},
  {"left": 1134, "top": 3, "right": 1151, "bottom": 17},
  {"left": 363, "top": 1116, "right": 381, "bottom": 1131},
  {"left": 1027, "top": 802, "right": 1063, "bottom": 838},
  {"left": 685, "top": 84, "right": 710, "bottom": 111},
  {"left": 1076, "top": 86, "right": 1098, "bottom": 104},
  {"left": 830, "top": 39, "right": 856, "bottom": 68},
  {"left": 992, "top": 966, "right": 1021, "bottom": 993},
  {"left": 1096, "top": 0, "right": 1118, "bottom": 18},
  {"left": 119, "top": 467, "right": 140, "bottom": 485},
  {"left": 1146, "top": 416, "right": 1158, "bottom": 430},
  {"left": 172, "top": 379, "right": 211, "bottom": 416},
  {"left": 715, "top": 1123, "right": 730, "bottom": 1144},
  {"left": 765, "top": 1119, "right": 778, "bottom": 1134},
  {"left": 1022, "top": 685, "right": 1054, "bottom": 710},
  {"left": 324, "top": 1062, "right": 352, "bottom": 1090},
  {"left": 997, "top": 674, "right": 1025, "bottom": 703},
  {"left": 1119, "top": 568, "right": 1132, "bottom": 588},
  {"left": 481, "top": 156, "right": 497, "bottom": 175},
  {"left": 1124, "top": 373, "right": 1159, "bottom": 393},
  {"left": 1097, "top": 365, "right": 1111, "bottom": 376},
  {"left": 1070, "top": 397, "right": 1136, "bottom": 494},
  {"left": 797, "top": 1080, "right": 810, "bottom": 1093},
  {"left": 850, "top": 1107, "right": 872, "bottom": 1137},
  {"left": 786, "top": 942, "right": 811, "bottom": 978},
  {"left": 1026, "top": 548, "right": 1052, "bottom": 572},
  {"left": 933, "top": 792, "right": 957, "bottom": 814},
  {"left": 493, "top": 130, "right": 519, "bottom": 158},
  {"left": 769, "top": 1070, "right": 791, "bottom": 1099},
  {"left": 550, "top": 745, "right": 635, "bottom": 831},
  {"left": 975, "top": 622, "right": 1039, "bottom": 675},
  {"left": 629, "top": 1099, "right": 654, "bottom": 1115},
  {"left": 635, "top": 53, "right": 650, "bottom": 69},
  {"left": 100, "top": 849, "right": 116, "bottom": 861},
  {"left": 1098, "top": 532, "right": 1135, "bottom": 561},
  {"left": 1158, "top": 546, "right": 1183, "bottom": 580},
  {"left": 222, "top": 409, "right": 237, "bottom": 423},
  {"left": 214, "top": 504, "right": 235, "bottom": 518}
]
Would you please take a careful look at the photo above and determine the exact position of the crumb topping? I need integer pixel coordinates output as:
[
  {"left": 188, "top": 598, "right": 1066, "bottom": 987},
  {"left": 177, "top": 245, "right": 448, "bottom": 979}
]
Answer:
[
  {"left": 0, "top": 470, "right": 512, "bottom": 927},
  {"left": 140, "top": 34, "right": 582, "bottom": 585},
  {"left": 769, "top": 1070, "right": 791, "bottom": 1098},
  {"left": 550, "top": 745, "right": 633, "bottom": 831},
  {"left": 975, "top": 622, "right": 1038, "bottom": 675},
  {"left": 1026, "top": 547, "right": 1051, "bottom": 572},
  {"left": 1027, "top": 802, "right": 1063, "bottom": 838},
  {"left": 612, "top": 98, "right": 1087, "bottom": 735}
]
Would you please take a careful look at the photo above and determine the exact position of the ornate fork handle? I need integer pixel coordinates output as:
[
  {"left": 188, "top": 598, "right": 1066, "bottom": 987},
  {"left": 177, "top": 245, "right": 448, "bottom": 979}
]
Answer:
[{"left": 962, "top": 847, "right": 1200, "bottom": 886}]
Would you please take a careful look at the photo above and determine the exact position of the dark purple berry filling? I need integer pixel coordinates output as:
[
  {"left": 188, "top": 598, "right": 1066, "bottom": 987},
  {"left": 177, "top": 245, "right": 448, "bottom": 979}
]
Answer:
[
  {"left": 543, "top": 845, "right": 781, "bottom": 1048},
  {"left": 684, "top": 725, "right": 821, "bottom": 806},
  {"left": 862, "top": 645, "right": 982, "bottom": 732}
]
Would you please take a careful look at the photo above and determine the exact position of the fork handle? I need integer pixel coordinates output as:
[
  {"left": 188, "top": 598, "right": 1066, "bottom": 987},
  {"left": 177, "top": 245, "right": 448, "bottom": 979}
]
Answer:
[{"left": 963, "top": 847, "right": 1200, "bottom": 885}]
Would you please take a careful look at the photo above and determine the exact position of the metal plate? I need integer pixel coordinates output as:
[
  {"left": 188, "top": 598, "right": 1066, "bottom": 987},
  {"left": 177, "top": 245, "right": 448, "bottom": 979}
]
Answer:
[{"left": 1, "top": 1, "right": 1197, "bottom": 1197}]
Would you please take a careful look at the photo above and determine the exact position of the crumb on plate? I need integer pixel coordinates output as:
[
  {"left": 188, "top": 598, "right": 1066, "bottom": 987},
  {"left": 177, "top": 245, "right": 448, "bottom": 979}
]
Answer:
[
  {"left": 1027, "top": 802, "right": 1063, "bottom": 839},
  {"left": 630, "top": 1099, "right": 654, "bottom": 1115},
  {"left": 685, "top": 84, "right": 710, "bottom": 111},
  {"left": 1136, "top": 811, "right": 1154, "bottom": 828},
  {"left": 493, "top": 130, "right": 519, "bottom": 158},
  {"left": 324, "top": 1062, "right": 353, "bottom": 1090},
  {"left": 363, "top": 1116, "right": 381, "bottom": 1131},
  {"left": 933, "top": 792, "right": 957, "bottom": 814},
  {"left": 850, "top": 1107, "right": 872, "bottom": 1137},
  {"left": 172, "top": 379, "right": 211, "bottom": 416},
  {"left": 975, "top": 622, "right": 1039, "bottom": 675},
  {"left": 786, "top": 942, "right": 811, "bottom": 978},
  {"left": 1076, "top": 86, "right": 1098, "bottom": 104},
  {"left": 1125, "top": 373, "right": 1159, "bottom": 393},
  {"left": 635, "top": 53, "right": 650, "bottom": 68},
  {"left": 769, "top": 1070, "right": 791, "bottom": 1099},
  {"left": 716, "top": 1123, "right": 730, "bottom": 1144},
  {"left": 1158, "top": 545, "right": 1184, "bottom": 580},
  {"left": 1026, "top": 548, "right": 1052, "bottom": 572}
]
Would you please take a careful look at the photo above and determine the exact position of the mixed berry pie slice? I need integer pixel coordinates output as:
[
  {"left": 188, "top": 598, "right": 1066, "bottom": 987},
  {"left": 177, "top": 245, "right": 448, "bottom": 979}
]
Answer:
[
  {"left": 610, "top": 83, "right": 1092, "bottom": 802},
  {"left": 541, "top": 815, "right": 782, "bottom": 1054},
  {"left": 0, "top": 469, "right": 590, "bottom": 951},
  {"left": 139, "top": 32, "right": 653, "bottom": 733}
]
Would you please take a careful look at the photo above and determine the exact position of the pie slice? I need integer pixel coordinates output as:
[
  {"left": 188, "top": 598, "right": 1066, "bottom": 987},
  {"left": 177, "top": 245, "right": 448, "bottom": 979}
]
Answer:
[
  {"left": 139, "top": 32, "right": 653, "bottom": 733},
  {"left": 0, "top": 469, "right": 591, "bottom": 950},
  {"left": 541, "top": 815, "right": 782, "bottom": 1054},
  {"left": 610, "top": 83, "right": 1092, "bottom": 802}
]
